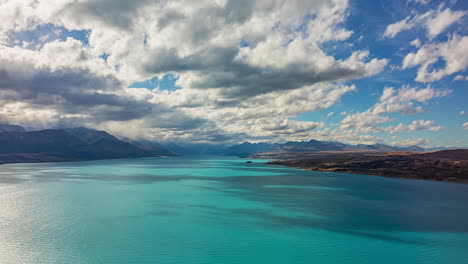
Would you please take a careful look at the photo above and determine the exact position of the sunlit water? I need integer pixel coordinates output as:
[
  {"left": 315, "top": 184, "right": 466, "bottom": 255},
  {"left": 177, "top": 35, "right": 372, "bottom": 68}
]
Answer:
[{"left": 1, "top": 156, "right": 467, "bottom": 264}]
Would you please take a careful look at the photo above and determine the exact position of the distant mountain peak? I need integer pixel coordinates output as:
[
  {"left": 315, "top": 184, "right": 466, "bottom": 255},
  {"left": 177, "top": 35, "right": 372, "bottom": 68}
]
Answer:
[{"left": 0, "top": 123, "right": 25, "bottom": 132}]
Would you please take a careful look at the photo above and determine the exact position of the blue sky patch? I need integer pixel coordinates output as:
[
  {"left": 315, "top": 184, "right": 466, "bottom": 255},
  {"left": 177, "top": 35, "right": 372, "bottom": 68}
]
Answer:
[
  {"left": 129, "top": 74, "right": 181, "bottom": 92},
  {"left": 6, "top": 24, "right": 90, "bottom": 49}
]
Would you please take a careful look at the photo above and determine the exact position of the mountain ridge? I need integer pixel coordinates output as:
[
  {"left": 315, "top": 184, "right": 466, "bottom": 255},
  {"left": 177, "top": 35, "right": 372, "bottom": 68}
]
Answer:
[
  {"left": 0, "top": 123, "right": 26, "bottom": 132},
  {"left": 0, "top": 126, "right": 172, "bottom": 164},
  {"left": 225, "top": 140, "right": 425, "bottom": 157}
]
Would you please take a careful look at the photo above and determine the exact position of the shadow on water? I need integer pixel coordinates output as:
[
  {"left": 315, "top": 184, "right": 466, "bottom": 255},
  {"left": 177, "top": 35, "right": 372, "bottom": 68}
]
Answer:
[
  {"left": 2, "top": 158, "right": 468, "bottom": 245},
  {"left": 183, "top": 204, "right": 434, "bottom": 245}
]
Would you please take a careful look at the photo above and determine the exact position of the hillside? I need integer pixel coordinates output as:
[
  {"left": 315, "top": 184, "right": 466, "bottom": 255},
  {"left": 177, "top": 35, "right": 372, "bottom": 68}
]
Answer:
[{"left": 123, "top": 139, "right": 175, "bottom": 156}]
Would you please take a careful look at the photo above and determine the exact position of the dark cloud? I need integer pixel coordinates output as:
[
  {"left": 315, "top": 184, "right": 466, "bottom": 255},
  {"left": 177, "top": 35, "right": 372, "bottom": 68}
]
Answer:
[
  {"left": 0, "top": 58, "right": 209, "bottom": 132},
  {"left": 60, "top": 0, "right": 155, "bottom": 30},
  {"left": 0, "top": 67, "right": 150, "bottom": 119},
  {"left": 142, "top": 46, "right": 381, "bottom": 99},
  {"left": 51, "top": 0, "right": 386, "bottom": 99}
]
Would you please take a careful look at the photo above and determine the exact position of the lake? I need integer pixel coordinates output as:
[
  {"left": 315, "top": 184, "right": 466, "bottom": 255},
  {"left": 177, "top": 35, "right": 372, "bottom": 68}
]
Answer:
[{"left": 1, "top": 156, "right": 467, "bottom": 263}]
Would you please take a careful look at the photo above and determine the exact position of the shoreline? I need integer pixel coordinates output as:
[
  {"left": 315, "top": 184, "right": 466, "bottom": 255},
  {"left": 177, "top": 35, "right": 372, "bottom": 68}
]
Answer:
[
  {"left": 0, "top": 155, "right": 173, "bottom": 166},
  {"left": 266, "top": 152, "right": 468, "bottom": 184},
  {"left": 267, "top": 161, "right": 468, "bottom": 184}
]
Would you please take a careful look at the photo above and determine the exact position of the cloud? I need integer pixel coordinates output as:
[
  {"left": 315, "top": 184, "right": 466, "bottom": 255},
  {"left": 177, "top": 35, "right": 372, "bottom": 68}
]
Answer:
[
  {"left": 408, "top": 0, "right": 431, "bottom": 5},
  {"left": 387, "top": 120, "right": 442, "bottom": 133},
  {"left": 0, "top": 38, "right": 206, "bottom": 134},
  {"left": 340, "top": 112, "right": 393, "bottom": 132},
  {"left": 396, "top": 137, "right": 431, "bottom": 146},
  {"left": 0, "top": 0, "right": 459, "bottom": 146},
  {"left": 463, "top": 122, "right": 468, "bottom": 130},
  {"left": 340, "top": 85, "right": 449, "bottom": 132},
  {"left": 425, "top": 7, "right": 466, "bottom": 39},
  {"left": 384, "top": 17, "right": 415, "bottom": 38},
  {"left": 460, "top": 110, "right": 466, "bottom": 115},
  {"left": 297, "top": 127, "right": 388, "bottom": 145},
  {"left": 410, "top": 38, "right": 421, "bottom": 47},
  {"left": 2, "top": 0, "right": 388, "bottom": 99},
  {"left": 402, "top": 34, "right": 468, "bottom": 82},
  {"left": 383, "top": 7, "right": 465, "bottom": 39},
  {"left": 0, "top": 0, "right": 395, "bottom": 144},
  {"left": 149, "top": 82, "right": 354, "bottom": 142},
  {"left": 454, "top": 75, "right": 468, "bottom": 81}
]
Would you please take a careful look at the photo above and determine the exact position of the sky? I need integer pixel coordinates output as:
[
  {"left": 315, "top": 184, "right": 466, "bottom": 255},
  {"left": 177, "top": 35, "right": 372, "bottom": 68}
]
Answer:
[{"left": 0, "top": 0, "right": 467, "bottom": 147}]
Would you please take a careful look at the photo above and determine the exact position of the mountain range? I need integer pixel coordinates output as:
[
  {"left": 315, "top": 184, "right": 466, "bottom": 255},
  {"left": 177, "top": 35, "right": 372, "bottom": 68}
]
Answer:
[
  {"left": 0, "top": 123, "right": 449, "bottom": 165},
  {"left": 224, "top": 140, "right": 424, "bottom": 158}
]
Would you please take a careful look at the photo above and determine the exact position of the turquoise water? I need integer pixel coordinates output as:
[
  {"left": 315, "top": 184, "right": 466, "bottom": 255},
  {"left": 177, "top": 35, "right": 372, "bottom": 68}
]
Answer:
[{"left": 1, "top": 156, "right": 468, "bottom": 264}]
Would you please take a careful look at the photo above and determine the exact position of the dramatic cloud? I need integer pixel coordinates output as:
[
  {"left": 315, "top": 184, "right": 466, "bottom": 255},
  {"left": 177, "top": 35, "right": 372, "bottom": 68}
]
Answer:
[
  {"left": 0, "top": 0, "right": 389, "bottom": 98},
  {"left": 0, "top": 0, "right": 464, "bottom": 147},
  {"left": 0, "top": 38, "right": 205, "bottom": 133},
  {"left": 0, "top": 0, "right": 393, "bottom": 143}
]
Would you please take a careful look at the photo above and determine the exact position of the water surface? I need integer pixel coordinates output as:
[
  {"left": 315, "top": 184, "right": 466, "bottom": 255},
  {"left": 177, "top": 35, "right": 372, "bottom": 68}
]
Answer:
[{"left": 1, "top": 156, "right": 467, "bottom": 263}]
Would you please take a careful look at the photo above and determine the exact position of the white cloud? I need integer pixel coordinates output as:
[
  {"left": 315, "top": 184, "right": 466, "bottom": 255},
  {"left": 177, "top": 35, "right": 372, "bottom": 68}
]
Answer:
[
  {"left": 454, "top": 75, "right": 468, "bottom": 81},
  {"left": 396, "top": 137, "right": 430, "bottom": 146},
  {"left": 384, "top": 8, "right": 465, "bottom": 39},
  {"left": 463, "top": 122, "right": 468, "bottom": 130},
  {"left": 460, "top": 110, "right": 466, "bottom": 115},
  {"left": 409, "top": 0, "right": 430, "bottom": 5},
  {"left": 340, "top": 85, "right": 449, "bottom": 132},
  {"left": 410, "top": 38, "right": 421, "bottom": 48},
  {"left": 327, "top": 112, "right": 334, "bottom": 117},
  {"left": 149, "top": 82, "right": 355, "bottom": 142},
  {"left": 403, "top": 34, "right": 468, "bottom": 82},
  {"left": 388, "top": 120, "right": 442, "bottom": 133},
  {"left": 426, "top": 8, "right": 466, "bottom": 39},
  {"left": 384, "top": 17, "right": 415, "bottom": 38}
]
